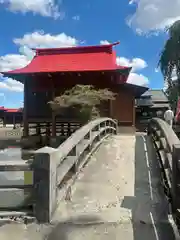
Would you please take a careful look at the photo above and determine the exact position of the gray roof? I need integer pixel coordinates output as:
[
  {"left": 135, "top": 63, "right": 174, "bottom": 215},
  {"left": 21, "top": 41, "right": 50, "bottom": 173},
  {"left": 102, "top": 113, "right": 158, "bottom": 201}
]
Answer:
[
  {"left": 141, "top": 91, "right": 151, "bottom": 97},
  {"left": 142, "top": 89, "right": 169, "bottom": 103},
  {"left": 150, "top": 103, "right": 170, "bottom": 108},
  {"left": 136, "top": 98, "right": 153, "bottom": 106}
]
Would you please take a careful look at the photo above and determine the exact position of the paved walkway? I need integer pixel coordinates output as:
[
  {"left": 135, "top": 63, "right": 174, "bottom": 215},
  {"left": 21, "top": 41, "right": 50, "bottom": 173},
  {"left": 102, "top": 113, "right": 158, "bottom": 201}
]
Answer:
[
  {"left": 49, "top": 133, "right": 178, "bottom": 239},
  {"left": 0, "top": 133, "right": 179, "bottom": 239}
]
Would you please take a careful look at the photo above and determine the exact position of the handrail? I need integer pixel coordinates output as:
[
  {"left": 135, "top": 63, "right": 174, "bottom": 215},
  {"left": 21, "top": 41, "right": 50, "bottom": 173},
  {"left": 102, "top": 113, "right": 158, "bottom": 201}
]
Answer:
[
  {"left": 33, "top": 117, "right": 118, "bottom": 223},
  {"left": 149, "top": 118, "right": 179, "bottom": 151},
  {"left": 148, "top": 118, "right": 180, "bottom": 225}
]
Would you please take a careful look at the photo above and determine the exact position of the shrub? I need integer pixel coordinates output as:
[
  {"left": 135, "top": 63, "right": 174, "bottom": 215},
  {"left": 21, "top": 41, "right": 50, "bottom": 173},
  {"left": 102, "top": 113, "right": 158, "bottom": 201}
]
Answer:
[{"left": 48, "top": 84, "right": 116, "bottom": 122}]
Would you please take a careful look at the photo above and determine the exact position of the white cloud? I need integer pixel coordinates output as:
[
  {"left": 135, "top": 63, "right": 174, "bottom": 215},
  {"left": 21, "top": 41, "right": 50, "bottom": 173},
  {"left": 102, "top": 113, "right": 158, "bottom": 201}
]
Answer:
[
  {"left": 116, "top": 56, "right": 147, "bottom": 72},
  {"left": 18, "top": 46, "right": 35, "bottom": 60},
  {"left": 0, "top": 0, "right": 61, "bottom": 19},
  {"left": 72, "top": 15, "right": 80, "bottom": 21},
  {"left": 0, "top": 54, "right": 30, "bottom": 72},
  {"left": 100, "top": 40, "right": 110, "bottom": 45},
  {"left": 100, "top": 42, "right": 149, "bottom": 86},
  {"left": 127, "top": 72, "right": 149, "bottom": 86},
  {"left": 0, "top": 31, "right": 78, "bottom": 92},
  {"left": 127, "top": 0, "right": 180, "bottom": 34},
  {"left": 116, "top": 56, "right": 148, "bottom": 86},
  {"left": 129, "top": 0, "right": 136, "bottom": 4},
  {"left": 14, "top": 31, "right": 78, "bottom": 49},
  {"left": 0, "top": 75, "right": 24, "bottom": 92}
]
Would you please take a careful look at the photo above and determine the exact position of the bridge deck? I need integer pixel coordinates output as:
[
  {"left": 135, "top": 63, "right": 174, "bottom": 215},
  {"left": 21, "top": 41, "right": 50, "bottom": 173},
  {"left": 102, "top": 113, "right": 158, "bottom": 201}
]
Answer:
[
  {"left": 49, "top": 133, "right": 177, "bottom": 239},
  {"left": 0, "top": 133, "right": 179, "bottom": 239}
]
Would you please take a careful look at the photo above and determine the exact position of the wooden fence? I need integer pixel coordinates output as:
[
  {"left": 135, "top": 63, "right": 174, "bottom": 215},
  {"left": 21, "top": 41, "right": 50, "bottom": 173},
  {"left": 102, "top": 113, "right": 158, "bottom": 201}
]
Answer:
[
  {"left": 148, "top": 117, "right": 180, "bottom": 226},
  {"left": 0, "top": 117, "right": 117, "bottom": 222},
  {"left": 28, "top": 121, "right": 82, "bottom": 137}
]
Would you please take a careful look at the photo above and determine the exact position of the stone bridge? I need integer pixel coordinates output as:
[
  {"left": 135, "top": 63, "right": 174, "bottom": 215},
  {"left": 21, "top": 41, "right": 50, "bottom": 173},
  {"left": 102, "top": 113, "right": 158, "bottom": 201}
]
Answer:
[{"left": 0, "top": 118, "right": 179, "bottom": 239}]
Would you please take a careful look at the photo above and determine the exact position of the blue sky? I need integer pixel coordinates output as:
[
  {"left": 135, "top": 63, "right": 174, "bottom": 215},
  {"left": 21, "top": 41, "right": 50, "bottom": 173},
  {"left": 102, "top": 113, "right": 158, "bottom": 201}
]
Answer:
[{"left": 0, "top": 0, "right": 177, "bottom": 107}]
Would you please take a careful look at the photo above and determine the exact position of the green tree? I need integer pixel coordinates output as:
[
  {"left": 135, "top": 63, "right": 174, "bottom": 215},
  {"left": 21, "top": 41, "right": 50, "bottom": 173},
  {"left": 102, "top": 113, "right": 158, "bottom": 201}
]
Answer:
[
  {"left": 49, "top": 84, "right": 116, "bottom": 122},
  {"left": 159, "top": 20, "right": 180, "bottom": 108},
  {"left": 165, "top": 80, "right": 178, "bottom": 111}
]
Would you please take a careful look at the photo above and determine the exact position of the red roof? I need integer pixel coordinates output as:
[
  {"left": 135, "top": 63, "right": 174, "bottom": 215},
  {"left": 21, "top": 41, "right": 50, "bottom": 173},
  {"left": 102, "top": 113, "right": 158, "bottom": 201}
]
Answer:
[
  {"left": 5, "top": 108, "right": 22, "bottom": 113},
  {"left": 0, "top": 107, "right": 22, "bottom": 113},
  {"left": 2, "top": 42, "right": 129, "bottom": 76}
]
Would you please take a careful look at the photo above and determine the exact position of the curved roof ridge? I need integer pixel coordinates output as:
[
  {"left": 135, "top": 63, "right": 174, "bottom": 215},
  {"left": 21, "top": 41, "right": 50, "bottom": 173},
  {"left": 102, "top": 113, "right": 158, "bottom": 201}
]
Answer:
[
  {"left": 1, "top": 42, "right": 129, "bottom": 77},
  {"left": 32, "top": 41, "right": 120, "bottom": 52}
]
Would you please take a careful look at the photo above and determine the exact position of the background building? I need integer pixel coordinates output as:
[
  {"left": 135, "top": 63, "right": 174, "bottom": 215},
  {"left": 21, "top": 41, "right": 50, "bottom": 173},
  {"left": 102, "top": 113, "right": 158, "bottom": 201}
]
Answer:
[{"left": 136, "top": 89, "right": 170, "bottom": 130}]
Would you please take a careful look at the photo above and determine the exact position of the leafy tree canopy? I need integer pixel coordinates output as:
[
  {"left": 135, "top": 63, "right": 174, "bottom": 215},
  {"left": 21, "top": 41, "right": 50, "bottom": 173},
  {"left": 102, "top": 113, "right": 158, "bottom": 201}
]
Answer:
[
  {"left": 48, "top": 84, "right": 116, "bottom": 121},
  {"left": 159, "top": 20, "right": 180, "bottom": 83},
  {"left": 165, "top": 81, "right": 178, "bottom": 111},
  {"left": 158, "top": 20, "right": 180, "bottom": 113}
]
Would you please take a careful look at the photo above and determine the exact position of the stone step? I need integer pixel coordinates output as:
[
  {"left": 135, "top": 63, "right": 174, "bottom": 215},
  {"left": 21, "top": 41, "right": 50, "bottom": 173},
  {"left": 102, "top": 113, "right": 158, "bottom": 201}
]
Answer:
[
  {"left": 53, "top": 201, "right": 132, "bottom": 224},
  {"left": 54, "top": 199, "right": 172, "bottom": 226},
  {"left": 117, "top": 126, "right": 136, "bottom": 135}
]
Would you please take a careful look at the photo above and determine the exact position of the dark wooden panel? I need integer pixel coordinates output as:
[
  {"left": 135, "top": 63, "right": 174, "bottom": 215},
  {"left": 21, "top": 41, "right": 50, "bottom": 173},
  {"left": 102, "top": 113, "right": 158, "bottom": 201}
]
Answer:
[
  {"left": 111, "top": 90, "right": 134, "bottom": 125},
  {"left": 27, "top": 80, "right": 52, "bottom": 118}
]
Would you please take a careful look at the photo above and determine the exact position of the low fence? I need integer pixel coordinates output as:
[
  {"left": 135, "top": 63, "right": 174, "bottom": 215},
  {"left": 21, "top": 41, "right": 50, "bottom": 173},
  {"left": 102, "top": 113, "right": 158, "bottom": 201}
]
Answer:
[
  {"left": 148, "top": 117, "right": 180, "bottom": 225},
  {"left": 0, "top": 118, "right": 117, "bottom": 222},
  {"left": 0, "top": 128, "right": 23, "bottom": 139},
  {"left": 28, "top": 121, "right": 82, "bottom": 137}
]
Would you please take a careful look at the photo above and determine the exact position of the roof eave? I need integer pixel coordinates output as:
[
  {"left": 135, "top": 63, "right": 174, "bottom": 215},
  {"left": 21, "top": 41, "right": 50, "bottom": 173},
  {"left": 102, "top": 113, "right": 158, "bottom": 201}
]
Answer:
[
  {"left": 122, "top": 83, "right": 149, "bottom": 97},
  {"left": 32, "top": 41, "right": 120, "bottom": 53},
  {"left": 1, "top": 67, "right": 131, "bottom": 80}
]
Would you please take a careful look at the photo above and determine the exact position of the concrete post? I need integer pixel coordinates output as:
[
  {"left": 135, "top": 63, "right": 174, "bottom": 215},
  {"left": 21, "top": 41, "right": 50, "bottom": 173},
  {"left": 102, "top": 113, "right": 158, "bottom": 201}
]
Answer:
[
  {"left": 92, "top": 124, "right": 100, "bottom": 141},
  {"left": 33, "top": 147, "right": 57, "bottom": 223},
  {"left": 114, "top": 120, "right": 118, "bottom": 134}
]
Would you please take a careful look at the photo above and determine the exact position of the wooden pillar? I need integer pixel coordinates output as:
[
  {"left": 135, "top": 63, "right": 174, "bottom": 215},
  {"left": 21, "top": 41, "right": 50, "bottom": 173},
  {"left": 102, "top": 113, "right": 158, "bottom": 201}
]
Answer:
[
  {"left": 109, "top": 99, "right": 113, "bottom": 118},
  {"left": 3, "top": 115, "right": 6, "bottom": 127},
  {"left": 51, "top": 86, "right": 56, "bottom": 137},
  {"left": 23, "top": 79, "right": 29, "bottom": 137},
  {"left": 132, "top": 96, "right": 136, "bottom": 127},
  {"left": 52, "top": 112, "right": 56, "bottom": 137},
  {"left": 13, "top": 114, "right": 16, "bottom": 129},
  {"left": 36, "top": 123, "right": 41, "bottom": 135}
]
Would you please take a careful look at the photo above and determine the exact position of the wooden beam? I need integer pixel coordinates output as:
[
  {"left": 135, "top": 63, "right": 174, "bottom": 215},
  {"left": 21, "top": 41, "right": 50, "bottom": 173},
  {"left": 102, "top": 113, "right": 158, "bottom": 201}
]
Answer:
[
  {"left": 52, "top": 83, "right": 56, "bottom": 137},
  {"left": 109, "top": 100, "right": 113, "bottom": 118},
  {"left": 3, "top": 115, "right": 6, "bottom": 127},
  {"left": 13, "top": 115, "right": 16, "bottom": 129},
  {"left": 132, "top": 96, "right": 135, "bottom": 127},
  {"left": 23, "top": 79, "right": 29, "bottom": 137}
]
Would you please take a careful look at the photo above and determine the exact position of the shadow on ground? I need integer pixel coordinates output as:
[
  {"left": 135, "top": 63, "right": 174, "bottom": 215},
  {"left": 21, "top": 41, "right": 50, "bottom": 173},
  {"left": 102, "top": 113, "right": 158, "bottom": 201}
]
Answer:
[
  {"left": 122, "top": 134, "right": 177, "bottom": 240},
  {"left": 45, "top": 215, "right": 104, "bottom": 240}
]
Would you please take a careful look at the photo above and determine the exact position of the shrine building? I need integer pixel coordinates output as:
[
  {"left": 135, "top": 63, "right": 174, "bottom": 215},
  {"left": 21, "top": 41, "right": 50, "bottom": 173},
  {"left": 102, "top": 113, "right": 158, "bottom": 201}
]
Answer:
[
  {"left": 1, "top": 42, "right": 148, "bottom": 137},
  {"left": 0, "top": 106, "right": 22, "bottom": 126}
]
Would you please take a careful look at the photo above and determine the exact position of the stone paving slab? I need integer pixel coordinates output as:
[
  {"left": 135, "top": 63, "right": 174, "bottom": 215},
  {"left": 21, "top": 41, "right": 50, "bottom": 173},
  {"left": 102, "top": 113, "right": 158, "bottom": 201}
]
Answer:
[{"left": 53, "top": 135, "right": 135, "bottom": 222}]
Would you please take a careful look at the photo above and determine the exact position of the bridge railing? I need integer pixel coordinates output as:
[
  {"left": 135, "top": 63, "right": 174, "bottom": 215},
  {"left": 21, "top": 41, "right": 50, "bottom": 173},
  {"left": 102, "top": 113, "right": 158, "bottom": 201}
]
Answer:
[
  {"left": 148, "top": 117, "right": 180, "bottom": 223},
  {"left": 0, "top": 117, "right": 117, "bottom": 222}
]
